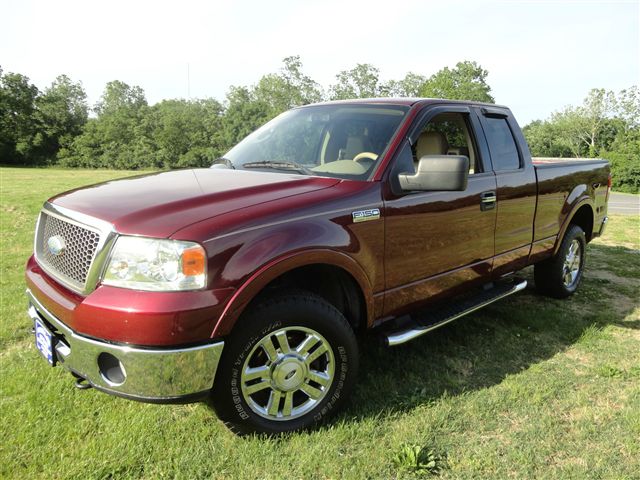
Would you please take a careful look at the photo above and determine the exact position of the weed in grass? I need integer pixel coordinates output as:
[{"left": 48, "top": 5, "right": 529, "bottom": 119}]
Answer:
[{"left": 392, "top": 444, "right": 444, "bottom": 476}]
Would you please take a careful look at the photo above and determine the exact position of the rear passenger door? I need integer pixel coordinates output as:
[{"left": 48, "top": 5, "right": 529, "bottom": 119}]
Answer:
[{"left": 474, "top": 107, "right": 537, "bottom": 277}]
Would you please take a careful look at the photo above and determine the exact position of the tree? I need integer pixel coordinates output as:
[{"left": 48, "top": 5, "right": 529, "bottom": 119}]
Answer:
[
  {"left": 254, "top": 56, "right": 323, "bottom": 117},
  {"left": 143, "top": 98, "right": 225, "bottom": 168},
  {"left": 384, "top": 72, "right": 427, "bottom": 97},
  {"left": 522, "top": 120, "right": 575, "bottom": 158},
  {"left": 218, "top": 86, "right": 271, "bottom": 151},
  {"left": 36, "top": 75, "right": 88, "bottom": 162},
  {"left": 0, "top": 70, "right": 40, "bottom": 164},
  {"left": 419, "top": 61, "right": 494, "bottom": 103},
  {"left": 60, "top": 81, "right": 148, "bottom": 168},
  {"left": 94, "top": 80, "right": 146, "bottom": 116},
  {"left": 551, "top": 88, "right": 617, "bottom": 157},
  {"left": 523, "top": 86, "right": 639, "bottom": 192},
  {"left": 330, "top": 64, "right": 383, "bottom": 100}
]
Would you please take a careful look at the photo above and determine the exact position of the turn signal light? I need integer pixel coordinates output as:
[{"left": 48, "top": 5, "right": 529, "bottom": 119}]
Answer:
[{"left": 182, "top": 246, "right": 206, "bottom": 276}]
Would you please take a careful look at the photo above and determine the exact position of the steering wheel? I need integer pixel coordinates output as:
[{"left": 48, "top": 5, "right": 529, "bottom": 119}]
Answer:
[{"left": 352, "top": 152, "right": 378, "bottom": 163}]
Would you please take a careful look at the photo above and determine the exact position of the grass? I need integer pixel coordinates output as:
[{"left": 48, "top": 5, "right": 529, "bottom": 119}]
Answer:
[{"left": 1, "top": 167, "right": 639, "bottom": 479}]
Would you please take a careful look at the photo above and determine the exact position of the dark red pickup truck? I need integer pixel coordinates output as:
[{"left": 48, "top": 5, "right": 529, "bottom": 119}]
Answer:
[{"left": 26, "top": 99, "right": 610, "bottom": 434}]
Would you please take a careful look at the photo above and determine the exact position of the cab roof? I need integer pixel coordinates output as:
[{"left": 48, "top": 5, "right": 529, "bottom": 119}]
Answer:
[{"left": 302, "top": 97, "right": 508, "bottom": 110}]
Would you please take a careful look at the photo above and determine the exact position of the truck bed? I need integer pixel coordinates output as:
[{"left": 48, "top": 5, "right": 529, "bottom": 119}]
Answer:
[{"left": 533, "top": 157, "right": 610, "bottom": 242}]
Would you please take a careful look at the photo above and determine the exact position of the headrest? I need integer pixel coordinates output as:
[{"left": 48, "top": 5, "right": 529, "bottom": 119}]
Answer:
[{"left": 416, "top": 131, "right": 449, "bottom": 159}]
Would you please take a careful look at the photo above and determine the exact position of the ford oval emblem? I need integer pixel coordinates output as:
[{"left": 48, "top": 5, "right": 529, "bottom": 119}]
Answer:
[{"left": 47, "top": 235, "right": 66, "bottom": 256}]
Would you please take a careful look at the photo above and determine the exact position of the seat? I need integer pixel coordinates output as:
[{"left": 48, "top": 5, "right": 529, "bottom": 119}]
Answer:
[
  {"left": 415, "top": 131, "right": 449, "bottom": 167},
  {"left": 343, "top": 135, "right": 374, "bottom": 160},
  {"left": 447, "top": 146, "right": 469, "bottom": 157},
  {"left": 416, "top": 131, "right": 449, "bottom": 158}
]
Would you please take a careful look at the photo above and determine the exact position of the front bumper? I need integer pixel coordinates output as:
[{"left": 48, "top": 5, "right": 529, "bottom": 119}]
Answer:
[{"left": 27, "top": 289, "right": 224, "bottom": 402}]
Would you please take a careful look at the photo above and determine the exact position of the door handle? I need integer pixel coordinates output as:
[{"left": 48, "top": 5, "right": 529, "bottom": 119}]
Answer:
[
  {"left": 480, "top": 191, "right": 496, "bottom": 211},
  {"left": 592, "top": 182, "right": 601, "bottom": 189}
]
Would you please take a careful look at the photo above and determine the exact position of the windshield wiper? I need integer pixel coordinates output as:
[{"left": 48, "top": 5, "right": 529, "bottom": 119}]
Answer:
[
  {"left": 211, "top": 157, "right": 236, "bottom": 169},
  {"left": 242, "top": 161, "right": 314, "bottom": 175}
]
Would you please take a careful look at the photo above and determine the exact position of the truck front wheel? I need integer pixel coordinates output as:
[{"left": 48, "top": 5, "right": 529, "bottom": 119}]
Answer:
[
  {"left": 211, "top": 291, "right": 359, "bottom": 435},
  {"left": 534, "top": 224, "right": 587, "bottom": 299}
]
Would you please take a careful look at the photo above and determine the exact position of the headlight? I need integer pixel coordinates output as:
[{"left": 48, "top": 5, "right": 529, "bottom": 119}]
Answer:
[{"left": 102, "top": 237, "right": 206, "bottom": 291}]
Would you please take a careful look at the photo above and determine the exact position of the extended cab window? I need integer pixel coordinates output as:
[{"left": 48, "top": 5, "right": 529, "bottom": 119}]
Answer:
[
  {"left": 482, "top": 117, "right": 520, "bottom": 171},
  {"left": 412, "top": 113, "right": 479, "bottom": 174}
]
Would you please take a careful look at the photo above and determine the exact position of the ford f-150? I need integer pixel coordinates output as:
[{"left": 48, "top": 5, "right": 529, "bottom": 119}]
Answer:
[{"left": 26, "top": 98, "right": 610, "bottom": 434}]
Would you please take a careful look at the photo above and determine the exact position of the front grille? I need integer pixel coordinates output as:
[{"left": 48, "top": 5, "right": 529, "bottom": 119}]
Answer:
[{"left": 35, "top": 212, "right": 102, "bottom": 290}]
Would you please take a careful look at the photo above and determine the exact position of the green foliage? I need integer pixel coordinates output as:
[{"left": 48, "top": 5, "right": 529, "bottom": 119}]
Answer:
[
  {"left": 330, "top": 63, "right": 384, "bottom": 100},
  {"left": 0, "top": 70, "right": 88, "bottom": 165},
  {"left": 328, "top": 60, "right": 494, "bottom": 102},
  {"left": 385, "top": 72, "right": 428, "bottom": 97},
  {"left": 60, "top": 90, "right": 225, "bottom": 169},
  {"left": 523, "top": 86, "right": 640, "bottom": 192},
  {"left": 218, "top": 85, "right": 271, "bottom": 149},
  {"left": 254, "top": 55, "right": 323, "bottom": 117},
  {"left": 419, "top": 61, "right": 495, "bottom": 103},
  {"left": 392, "top": 444, "right": 443, "bottom": 476},
  {"left": 0, "top": 70, "right": 41, "bottom": 164}
]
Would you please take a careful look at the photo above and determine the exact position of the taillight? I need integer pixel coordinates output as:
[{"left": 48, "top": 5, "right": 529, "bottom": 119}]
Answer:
[{"left": 607, "top": 173, "right": 612, "bottom": 189}]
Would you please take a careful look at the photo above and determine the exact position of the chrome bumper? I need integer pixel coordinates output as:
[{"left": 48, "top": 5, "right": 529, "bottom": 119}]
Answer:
[{"left": 26, "top": 289, "right": 224, "bottom": 402}]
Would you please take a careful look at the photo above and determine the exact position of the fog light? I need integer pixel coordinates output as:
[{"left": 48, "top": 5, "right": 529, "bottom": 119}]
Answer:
[{"left": 97, "top": 352, "right": 127, "bottom": 386}]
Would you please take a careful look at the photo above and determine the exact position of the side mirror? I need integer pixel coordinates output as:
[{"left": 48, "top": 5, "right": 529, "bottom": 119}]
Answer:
[{"left": 398, "top": 155, "right": 469, "bottom": 192}]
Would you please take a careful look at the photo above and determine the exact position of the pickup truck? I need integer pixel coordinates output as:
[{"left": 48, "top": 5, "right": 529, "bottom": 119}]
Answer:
[{"left": 26, "top": 98, "right": 610, "bottom": 434}]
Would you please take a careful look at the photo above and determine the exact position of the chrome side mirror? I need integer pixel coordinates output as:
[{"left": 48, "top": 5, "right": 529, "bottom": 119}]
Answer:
[{"left": 398, "top": 155, "right": 469, "bottom": 192}]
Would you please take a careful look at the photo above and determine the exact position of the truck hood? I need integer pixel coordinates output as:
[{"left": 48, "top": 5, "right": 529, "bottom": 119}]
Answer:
[{"left": 50, "top": 169, "right": 340, "bottom": 238}]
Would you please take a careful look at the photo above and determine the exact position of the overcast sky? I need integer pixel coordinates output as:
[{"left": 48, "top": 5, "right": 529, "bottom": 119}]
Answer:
[{"left": 2, "top": 0, "right": 638, "bottom": 125}]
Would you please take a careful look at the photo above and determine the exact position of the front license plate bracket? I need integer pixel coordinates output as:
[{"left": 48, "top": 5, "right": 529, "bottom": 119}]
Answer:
[{"left": 34, "top": 318, "right": 56, "bottom": 366}]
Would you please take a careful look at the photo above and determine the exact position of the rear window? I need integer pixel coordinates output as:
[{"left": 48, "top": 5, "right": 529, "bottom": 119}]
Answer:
[{"left": 483, "top": 117, "right": 520, "bottom": 171}]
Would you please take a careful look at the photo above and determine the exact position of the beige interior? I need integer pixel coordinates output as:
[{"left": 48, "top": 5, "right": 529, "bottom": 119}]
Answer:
[
  {"left": 414, "top": 113, "right": 477, "bottom": 174},
  {"left": 343, "top": 135, "right": 373, "bottom": 160},
  {"left": 416, "top": 132, "right": 449, "bottom": 159}
]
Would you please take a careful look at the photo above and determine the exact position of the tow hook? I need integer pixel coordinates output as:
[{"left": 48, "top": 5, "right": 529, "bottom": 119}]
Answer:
[{"left": 72, "top": 373, "right": 92, "bottom": 390}]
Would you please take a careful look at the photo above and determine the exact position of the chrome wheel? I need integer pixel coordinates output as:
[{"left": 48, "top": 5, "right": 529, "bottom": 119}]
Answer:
[
  {"left": 240, "top": 326, "right": 335, "bottom": 421},
  {"left": 562, "top": 239, "right": 582, "bottom": 288}
]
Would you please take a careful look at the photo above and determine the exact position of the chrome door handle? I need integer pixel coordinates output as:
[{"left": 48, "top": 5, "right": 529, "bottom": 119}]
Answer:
[{"left": 480, "top": 191, "right": 496, "bottom": 211}]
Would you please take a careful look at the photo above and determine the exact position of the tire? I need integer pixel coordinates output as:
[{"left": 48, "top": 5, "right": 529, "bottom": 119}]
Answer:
[
  {"left": 211, "top": 291, "right": 359, "bottom": 435},
  {"left": 534, "top": 224, "right": 587, "bottom": 299}
]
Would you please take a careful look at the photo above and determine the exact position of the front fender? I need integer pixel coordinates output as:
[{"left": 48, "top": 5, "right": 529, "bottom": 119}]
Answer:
[{"left": 210, "top": 249, "right": 375, "bottom": 337}]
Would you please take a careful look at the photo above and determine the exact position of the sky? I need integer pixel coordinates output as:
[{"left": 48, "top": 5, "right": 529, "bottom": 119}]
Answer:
[{"left": 1, "top": 0, "right": 638, "bottom": 125}]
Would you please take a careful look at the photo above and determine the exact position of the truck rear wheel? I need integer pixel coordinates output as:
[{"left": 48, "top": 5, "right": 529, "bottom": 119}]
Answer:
[
  {"left": 534, "top": 224, "right": 586, "bottom": 299},
  {"left": 211, "top": 291, "right": 358, "bottom": 435}
]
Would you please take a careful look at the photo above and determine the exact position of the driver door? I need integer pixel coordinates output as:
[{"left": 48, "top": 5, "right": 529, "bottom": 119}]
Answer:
[{"left": 383, "top": 106, "right": 497, "bottom": 317}]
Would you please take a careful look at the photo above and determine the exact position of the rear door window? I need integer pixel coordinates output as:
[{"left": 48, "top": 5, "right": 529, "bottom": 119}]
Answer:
[{"left": 482, "top": 117, "right": 520, "bottom": 171}]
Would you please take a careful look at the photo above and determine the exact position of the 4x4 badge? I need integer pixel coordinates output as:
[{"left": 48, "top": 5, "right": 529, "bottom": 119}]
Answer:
[{"left": 352, "top": 209, "right": 381, "bottom": 223}]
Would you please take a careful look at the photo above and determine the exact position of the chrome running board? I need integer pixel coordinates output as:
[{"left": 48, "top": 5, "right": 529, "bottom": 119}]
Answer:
[{"left": 384, "top": 279, "right": 528, "bottom": 347}]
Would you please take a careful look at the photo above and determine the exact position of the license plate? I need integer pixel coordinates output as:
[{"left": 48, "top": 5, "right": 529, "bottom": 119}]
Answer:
[{"left": 34, "top": 318, "right": 55, "bottom": 366}]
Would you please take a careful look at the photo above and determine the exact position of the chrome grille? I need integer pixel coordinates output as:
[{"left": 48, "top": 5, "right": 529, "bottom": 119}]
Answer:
[{"left": 36, "top": 212, "right": 102, "bottom": 290}]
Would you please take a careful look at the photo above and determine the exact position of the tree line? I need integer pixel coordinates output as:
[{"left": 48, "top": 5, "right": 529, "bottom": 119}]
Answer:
[
  {"left": 523, "top": 87, "right": 639, "bottom": 192},
  {"left": 0, "top": 57, "right": 637, "bottom": 192}
]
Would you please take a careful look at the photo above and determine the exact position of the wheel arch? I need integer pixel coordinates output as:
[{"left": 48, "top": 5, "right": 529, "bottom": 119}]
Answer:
[
  {"left": 211, "top": 250, "right": 374, "bottom": 338},
  {"left": 553, "top": 199, "right": 594, "bottom": 255}
]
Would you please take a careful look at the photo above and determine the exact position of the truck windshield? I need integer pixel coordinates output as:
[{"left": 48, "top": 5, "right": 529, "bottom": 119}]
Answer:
[{"left": 215, "top": 104, "right": 409, "bottom": 179}]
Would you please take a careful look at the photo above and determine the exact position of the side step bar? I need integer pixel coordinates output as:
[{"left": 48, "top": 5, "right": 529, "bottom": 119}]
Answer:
[{"left": 385, "top": 279, "right": 528, "bottom": 347}]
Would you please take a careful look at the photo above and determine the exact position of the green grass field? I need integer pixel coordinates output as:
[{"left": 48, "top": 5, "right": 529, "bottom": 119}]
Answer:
[{"left": 1, "top": 167, "right": 638, "bottom": 479}]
